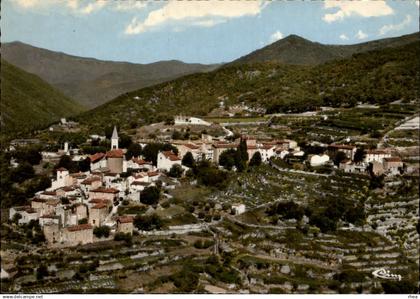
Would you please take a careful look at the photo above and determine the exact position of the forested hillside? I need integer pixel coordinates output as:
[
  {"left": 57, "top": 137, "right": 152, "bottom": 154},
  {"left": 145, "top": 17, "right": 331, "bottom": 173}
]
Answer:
[{"left": 78, "top": 41, "right": 419, "bottom": 133}]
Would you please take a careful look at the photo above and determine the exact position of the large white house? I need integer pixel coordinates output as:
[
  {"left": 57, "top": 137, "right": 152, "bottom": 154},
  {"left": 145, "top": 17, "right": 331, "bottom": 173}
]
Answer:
[
  {"left": 157, "top": 151, "right": 182, "bottom": 171},
  {"left": 174, "top": 115, "right": 211, "bottom": 126}
]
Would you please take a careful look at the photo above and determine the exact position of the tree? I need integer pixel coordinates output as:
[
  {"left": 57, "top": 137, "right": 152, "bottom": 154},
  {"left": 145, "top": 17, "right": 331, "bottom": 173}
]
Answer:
[
  {"left": 10, "top": 162, "right": 35, "bottom": 183},
  {"left": 182, "top": 152, "right": 195, "bottom": 168},
  {"left": 36, "top": 264, "right": 48, "bottom": 280},
  {"left": 249, "top": 152, "right": 262, "bottom": 167},
  {"left": 168, "top": 164, "right": 183, "bottom": 178},
  {"left": 55, "top": 155, "right": 78, "bottom": 173},
  {"left": 219, "top": 149, "right": 236, "bottom": 170},
  {"left": 353, "top": 148, "right": 365, "bottom": 163},
  {"left": 235, "top": 138, "right": 249, "bottom": 172},
  {"left": 78, "top": 157, "right": 91, "bottom": 172},
  {"left": 140, "top": 186, "right": 160, "bottom": 205},
  {"left": 126, "top": 143, "right": 142, "bottom": 160},
  {"left": 172, "top": 130, "right": 183, "bottom": 140},
  {"left": 333, "top": 151, "right": 347, "bottom": 166},
  {"left": 14, "top": 147, "right": 42, "bottom": 165},
  {"left": 134, "top": 214, "right": 162, "bottom": 231},
  {"left": 93, "top": 226, "right": 110, "bottom": 238},
  {"left": 119, "top": 134, "right": 133, "bottom": 148}
]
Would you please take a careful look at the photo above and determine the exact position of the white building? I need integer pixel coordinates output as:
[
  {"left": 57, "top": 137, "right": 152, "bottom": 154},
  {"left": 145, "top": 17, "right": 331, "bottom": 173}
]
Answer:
[
  {"left": 174, "top": 115, "right": 211, "bottom": 126},
  {"left": 232, "top": 203, "right": 246, "bottom": 215},
  {"left": 9, "top": 206, "right": 39, "bottom": 224},
  {"left": 157, "top": 151, "right": 182, "bottom": 171},
  {"left": 310, "top": 154, "right": 330, "bottom": 167},
  {"left": 365, "top": 149, "right": 391, "bottom": 163},
  {"left": 111, "top": 126, "right": 119, "bottom": 150},
  {"left": 49, "top": 168, "right": 72, "bottom": 190}
]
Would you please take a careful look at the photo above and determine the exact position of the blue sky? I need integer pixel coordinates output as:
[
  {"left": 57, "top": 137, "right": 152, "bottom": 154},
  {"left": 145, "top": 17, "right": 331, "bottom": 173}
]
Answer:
[{"left": 1, "top": 0, "right": 419, "bottom": 64}]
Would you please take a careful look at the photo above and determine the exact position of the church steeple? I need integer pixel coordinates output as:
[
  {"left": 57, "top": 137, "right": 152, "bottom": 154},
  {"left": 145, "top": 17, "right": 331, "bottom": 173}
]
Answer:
[{"left": 111, "top": 126, "right": 119, "bottom": 149}]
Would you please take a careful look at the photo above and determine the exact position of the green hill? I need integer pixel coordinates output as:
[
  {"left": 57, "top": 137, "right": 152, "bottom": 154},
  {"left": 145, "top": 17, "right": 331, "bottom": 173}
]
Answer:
[
  {"left": 78, "top": 41, "right": 419, "bottom": 134},
  {"left": 231, "top": 32, "right": 419, "bottom": 65},
  {"left": 1, "top": 59, "right": 85, "bottom": 133},
  {"left": 2, "top": 42, "right": 220, "bottom": 108}
]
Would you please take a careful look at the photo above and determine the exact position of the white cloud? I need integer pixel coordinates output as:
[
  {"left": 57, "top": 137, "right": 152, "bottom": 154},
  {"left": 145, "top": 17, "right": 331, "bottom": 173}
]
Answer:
[
  {"left": 269, "top": 31, "right": 284, "bottom": 43},
  {"left": 339, "top": 34, "right": 349, "bottom": 41},
  {"left": 379, "top": 15, "right": 412, "bottom": 35},
  {"left": 323, "top": 0, "right": 393, "bottom": 23},
  {"left": 15, "top": 0, "right": 110, "bottom": 15},
  {"left": 124, "top": 0, "right": 268, "bottom": 35},
  {"left": 114, "top": 1, "right": 147, "bottom": 11},
  {"left": 355, "top": 30, "right": 368, "bottom": 40}
]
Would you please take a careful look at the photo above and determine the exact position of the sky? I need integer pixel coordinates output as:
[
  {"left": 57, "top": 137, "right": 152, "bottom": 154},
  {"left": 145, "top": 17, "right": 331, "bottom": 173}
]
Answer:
[{"left": 1, "top": 0, "right": 419, "bottom": 64}]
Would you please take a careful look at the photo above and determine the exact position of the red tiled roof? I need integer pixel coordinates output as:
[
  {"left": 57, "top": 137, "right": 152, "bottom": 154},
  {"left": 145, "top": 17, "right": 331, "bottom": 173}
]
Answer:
[
  {"left": 41, "top": 191, "right": 56, "bottom": 196},
  {"left": 147, "top": 171, "right": 159, "bottom": 177},
  {"left": 32, "top": 198, "right": 47, "bottom": 203},
  {"left": 90, "top": 187, "right": 119, "bottom": 194},
  {"left": 184, "top": 143, "right": 200, "bottom": 150},
  {"left": 213, "top": 143, "right": 237, "bottom": 149},
  {"left": 67, "top": 224, "right": 93, "bottom": 232},
  {"left": 61, "top": 186, "right": 76, "bottom": 192},
  {"left": 329, "top": 144, "right": 355, "bottom": 150},
  {"left": 89, "top": 198, "right": 111, "bottom": 205},
  {"left": 70, "top": 172, "right": 86, "bottom": 178},
  {"left": 92, "top": 203, "right": 107, "bottom": 209},
  {"left": 384, "top": 157, "right": 402, "bottom": 162},
  {"left": 106, "top": 149, "right": 124, "bottom": 158},
  {"left": 81, "top": 176, "right": 101, "bottom": 185},
  {"left": 131, "top": 181, "right": 150, "bottom": 186},
  {"left": 261, "top": 144, "right": 275, "bottom": 150},
  {"left": 57, "top": 167, "right": 68, "bottom": 172},
  {"left": 162, "top": 151, "right": 181, "bottom": 161},
  {"left": 367, "top": 149, "right": 389, "bottom": 155},
  {"left": 117, "top": 216, "right": 134, "bottom": 223},
  {"left": 133, "top": 158, "right": 151, "bottom": 165},
  {"left": 90, "top": 152, "right": 105, "bottom": 163}
]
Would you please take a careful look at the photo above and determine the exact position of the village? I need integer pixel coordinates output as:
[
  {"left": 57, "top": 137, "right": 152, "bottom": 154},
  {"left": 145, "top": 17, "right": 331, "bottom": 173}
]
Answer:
[
  {"left": 1, "top": 102, "right": 419, "bottom": 294},
  {"left": 5, "top": 107, "right": 416, "bottom": 245}
]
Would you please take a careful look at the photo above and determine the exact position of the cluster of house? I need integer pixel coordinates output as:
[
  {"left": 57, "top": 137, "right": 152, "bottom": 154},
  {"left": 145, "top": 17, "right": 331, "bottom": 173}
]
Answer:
[
  {"left": 8, "top": 127, "right": 171, "bottom": 247},
  {"left": 307, "top": 144, "right": 405, "bottom": 176}
]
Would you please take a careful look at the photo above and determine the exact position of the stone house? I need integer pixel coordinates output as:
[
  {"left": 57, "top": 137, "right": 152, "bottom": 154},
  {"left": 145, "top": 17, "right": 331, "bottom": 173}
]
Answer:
[
  {"left": 89, "top": 203, "right": 109, "bottom": 227},
  {"left": 89, "top": 187, "right": 119, "bottom": 202},
  {"left": 43, "top": 223, "right": 61, "bottom": 244},
  {"left": 90, "top": 152, "right": 106, "bottom": 171},
  {"left": 81, "top": 176, "right": 102, "bottom": 194},
  {"left": 106, "top": 149, "right": 124, "bottom": 174},
  {"left": 383, "top": 157, "right": 403, "bottom": 176},
  {"left": 39, "top": 215, "right": 61, "bottom": 227},
  {"left": 9, "top": 206, "right": 39, "bottom": 224},
  {"left": 116, "top": 216, "right": 134, "bottom": 235},
  {"left": 63, "top": 224, "right": 93, "bottom": 245}
]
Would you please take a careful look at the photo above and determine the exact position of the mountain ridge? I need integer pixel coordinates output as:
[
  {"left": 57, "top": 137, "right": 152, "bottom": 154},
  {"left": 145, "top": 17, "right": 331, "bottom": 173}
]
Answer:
[
  {"left": 2, "top": 42, "right": 220, "bottom": 108},
  {"left": 231, "top": 32, "right": 420, "bottom": 65}
]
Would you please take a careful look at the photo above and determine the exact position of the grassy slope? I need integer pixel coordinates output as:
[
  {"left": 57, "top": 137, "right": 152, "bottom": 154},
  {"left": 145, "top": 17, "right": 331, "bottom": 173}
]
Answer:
[
  {"left": 0, "top": 60, "right": 85, "bottom": 133},
  {"left": 78, "top": 41, "right": 419, "bottom": 134}
]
